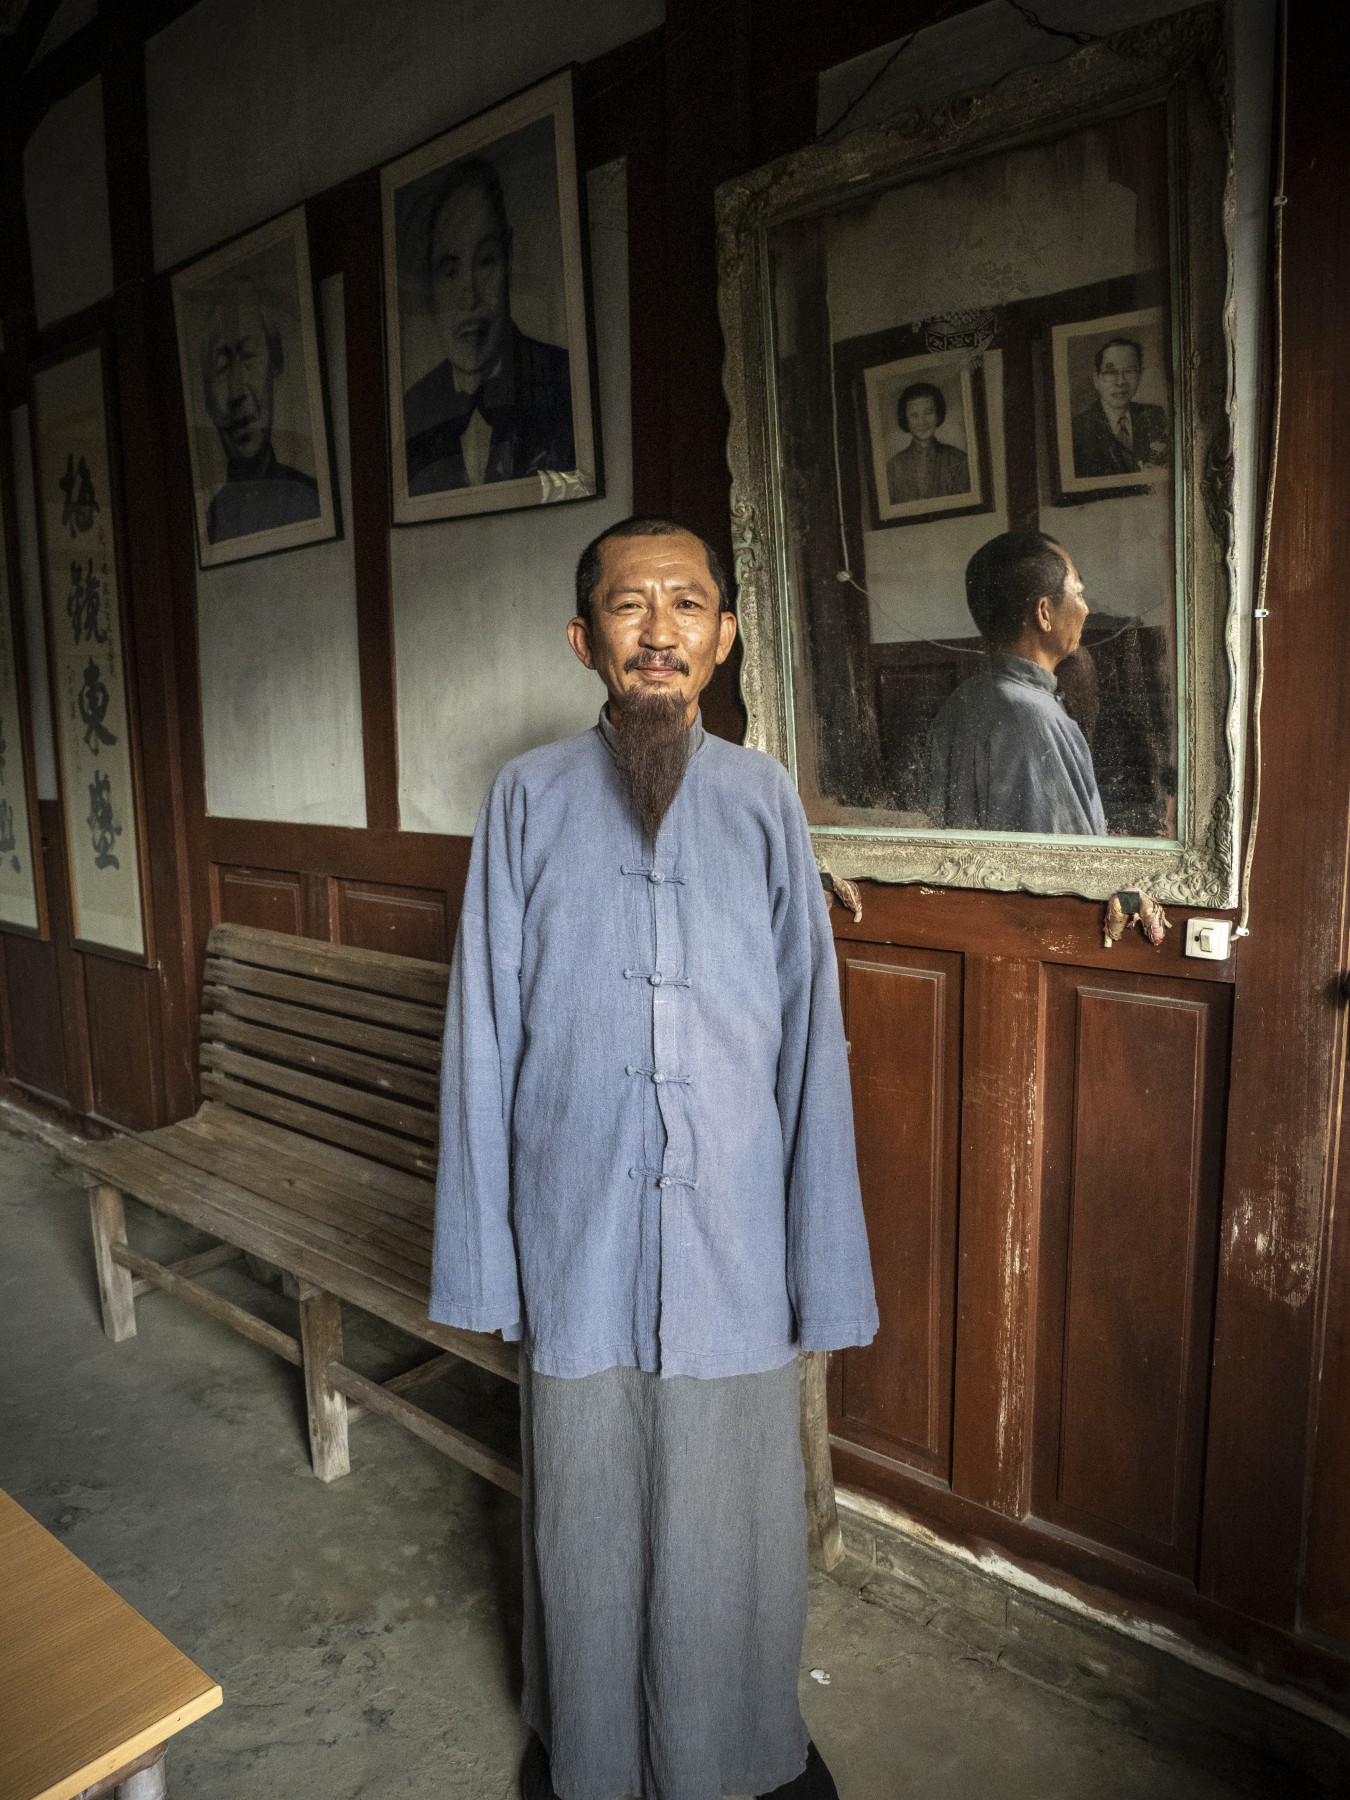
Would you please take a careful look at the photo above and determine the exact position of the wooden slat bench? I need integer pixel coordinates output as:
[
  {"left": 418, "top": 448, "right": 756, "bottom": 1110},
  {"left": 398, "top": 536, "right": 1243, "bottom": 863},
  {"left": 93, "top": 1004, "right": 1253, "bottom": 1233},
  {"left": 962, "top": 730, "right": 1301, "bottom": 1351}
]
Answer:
[{"left": 70, "top": 923, "right": 520, "bottom": 1494}]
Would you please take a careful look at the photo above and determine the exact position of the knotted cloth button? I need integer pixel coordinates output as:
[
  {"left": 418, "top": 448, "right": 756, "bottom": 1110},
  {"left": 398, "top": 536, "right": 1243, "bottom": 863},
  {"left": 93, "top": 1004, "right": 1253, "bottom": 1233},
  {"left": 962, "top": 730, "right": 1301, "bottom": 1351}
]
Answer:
[
  {"left": 649, "top": 870, "right": 665, "bottom": 884},
  {"left": 652, "top": 1072, "right": 664, "bottom": 1084},
  {"left": 650, "top": 972, "right": 663, "bottom": 987},
  {"left": 658, "top": 1177, "right": 672, "bottom": 1189}
]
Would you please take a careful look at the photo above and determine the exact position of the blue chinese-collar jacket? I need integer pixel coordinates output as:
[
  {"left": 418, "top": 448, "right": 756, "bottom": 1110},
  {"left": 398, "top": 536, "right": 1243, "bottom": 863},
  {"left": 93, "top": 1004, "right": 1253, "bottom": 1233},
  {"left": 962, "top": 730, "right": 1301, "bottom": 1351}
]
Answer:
[{"left": 429, "top": 710, "right": 879, "bottom": 1380}]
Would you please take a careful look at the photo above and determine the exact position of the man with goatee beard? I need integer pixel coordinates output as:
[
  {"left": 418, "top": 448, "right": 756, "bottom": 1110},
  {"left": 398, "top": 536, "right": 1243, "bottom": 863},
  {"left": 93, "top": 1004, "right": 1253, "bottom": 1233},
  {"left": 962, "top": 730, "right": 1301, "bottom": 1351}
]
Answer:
[{"left": 429, "top": 517, "right": 877, "bottom": 1800}]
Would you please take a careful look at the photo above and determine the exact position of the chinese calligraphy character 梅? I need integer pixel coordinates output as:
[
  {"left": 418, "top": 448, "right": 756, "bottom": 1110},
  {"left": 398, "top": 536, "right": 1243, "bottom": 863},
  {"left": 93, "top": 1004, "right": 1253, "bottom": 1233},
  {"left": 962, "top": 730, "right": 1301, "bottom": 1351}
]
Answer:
[{"left": 59, "top": 454, "right": 100, "bottom": 537}]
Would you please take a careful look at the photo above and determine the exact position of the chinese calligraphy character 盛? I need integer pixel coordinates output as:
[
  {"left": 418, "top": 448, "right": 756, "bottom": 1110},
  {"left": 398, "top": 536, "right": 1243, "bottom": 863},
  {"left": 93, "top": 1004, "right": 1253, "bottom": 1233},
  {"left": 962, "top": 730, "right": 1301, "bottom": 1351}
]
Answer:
[
  {"left": 59, "top": 454, "right": 100, "bottom": 537},
  {"left": 78, "top": 658, "right": 117, "bottom": 755},
  {"left": 86, "top": 769, "right": 121, "bottom": 870}
]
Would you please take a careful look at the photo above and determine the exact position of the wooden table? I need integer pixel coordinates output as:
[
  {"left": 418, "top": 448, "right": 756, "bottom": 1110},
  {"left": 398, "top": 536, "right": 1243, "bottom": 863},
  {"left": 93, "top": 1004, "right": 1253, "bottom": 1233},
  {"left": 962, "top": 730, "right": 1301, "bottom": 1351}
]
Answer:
[{"left": 0, "top": 1491, "right": 221, "bottom": 1800}]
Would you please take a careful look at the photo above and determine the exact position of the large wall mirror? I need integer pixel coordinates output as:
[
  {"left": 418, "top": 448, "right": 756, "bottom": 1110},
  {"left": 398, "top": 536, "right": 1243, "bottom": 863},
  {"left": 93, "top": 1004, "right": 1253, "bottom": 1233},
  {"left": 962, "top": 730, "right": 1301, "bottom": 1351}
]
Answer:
[{"left": 718, "top": 8, "right": 1239, "bottom": 902}]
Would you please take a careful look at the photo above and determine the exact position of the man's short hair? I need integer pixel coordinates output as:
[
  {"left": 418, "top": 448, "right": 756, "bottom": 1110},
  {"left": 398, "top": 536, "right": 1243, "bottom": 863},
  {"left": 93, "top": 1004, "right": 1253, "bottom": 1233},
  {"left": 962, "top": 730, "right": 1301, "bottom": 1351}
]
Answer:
[
  {"left": 426, "top": 155, "right": 510, "bottom": 273},
  {"left": 574, "top": 518, "right": 731, "bottom": 626},
  {"left": 965, "top": 530, "right": 1068, "bottom": 648},
  {"left": 897, "top": 380, "right": 946, "bottom": 431},
  {"left": 1094, "top": 336, "right": 1143, "bottom": 373},
  {"left": 199, "top": 279, "right": 284, "bottom": 405}
]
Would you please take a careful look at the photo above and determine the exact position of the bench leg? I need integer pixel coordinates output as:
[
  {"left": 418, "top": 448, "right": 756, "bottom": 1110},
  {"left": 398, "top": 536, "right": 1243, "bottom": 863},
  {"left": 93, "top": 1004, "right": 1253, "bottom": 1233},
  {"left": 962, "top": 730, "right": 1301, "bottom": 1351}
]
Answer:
[
  {"left": 89, "top": 1184, "right": 137, "bottom": 1343},
  {"left": 798, "top": 1350, "right": 843, "bottom": 1572},
  {"left": 299, "top": 1285, "right": 349, "bottom": 1482}
]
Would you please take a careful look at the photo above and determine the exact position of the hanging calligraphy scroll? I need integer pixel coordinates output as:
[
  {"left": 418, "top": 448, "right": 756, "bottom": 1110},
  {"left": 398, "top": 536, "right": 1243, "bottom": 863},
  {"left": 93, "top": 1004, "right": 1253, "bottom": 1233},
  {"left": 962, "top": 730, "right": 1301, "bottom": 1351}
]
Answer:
[
  {"left": 31, "top": 345, "right": 148, "bottom": 959},
  {"left": 0, "top": 471, "right": 44, "bottom": 934}
]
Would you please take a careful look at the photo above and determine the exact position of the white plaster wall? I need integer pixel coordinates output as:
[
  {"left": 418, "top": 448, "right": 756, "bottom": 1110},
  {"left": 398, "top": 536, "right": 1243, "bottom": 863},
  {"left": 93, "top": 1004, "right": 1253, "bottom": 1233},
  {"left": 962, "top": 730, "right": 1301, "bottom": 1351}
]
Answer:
[
  {"left": 146, "top": 0, "right": 663, "bottom": 270},
  {"left": 23, "top": 77, "right": 114, "bottom": 329},
  {"left": 8, "top": 408, "right": 57, "bottom": 802},
  {"left": 394, "top": 159, "right": 630, "bottom": 837},
  {"left": 196, "top": 277, "right": 367, "bottom": 825}
]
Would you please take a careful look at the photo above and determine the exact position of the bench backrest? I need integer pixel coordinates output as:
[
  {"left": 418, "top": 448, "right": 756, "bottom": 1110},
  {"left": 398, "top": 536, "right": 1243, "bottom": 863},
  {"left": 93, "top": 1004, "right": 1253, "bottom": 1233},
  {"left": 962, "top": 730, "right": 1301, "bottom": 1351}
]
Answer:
[{"left": 200, "top": 923, "right": 449, "bottom": 1179}]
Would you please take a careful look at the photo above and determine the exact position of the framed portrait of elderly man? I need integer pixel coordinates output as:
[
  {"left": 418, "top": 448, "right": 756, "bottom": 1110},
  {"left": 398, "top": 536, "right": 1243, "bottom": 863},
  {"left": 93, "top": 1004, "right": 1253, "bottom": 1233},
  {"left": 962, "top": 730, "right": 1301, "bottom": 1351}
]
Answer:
[
  {"left": 717, "top": 9, "right": 1241, "bottom": 905},
  {"left": 1049, "top": 307, "right": 1173, "bottom": 502},
  {"left": 381, "top": 67, "right": 600, "bottom": 525},
  {"left": 170, "top": 206, "right": 338, "bottom": 570}
]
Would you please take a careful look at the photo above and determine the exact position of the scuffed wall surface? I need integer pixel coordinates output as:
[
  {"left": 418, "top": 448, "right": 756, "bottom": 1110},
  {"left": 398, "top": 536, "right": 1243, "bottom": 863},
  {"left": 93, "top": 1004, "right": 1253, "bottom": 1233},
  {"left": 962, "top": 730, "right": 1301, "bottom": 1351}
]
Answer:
[
  {"left": 23, "top": 78, "right": 113, "bottom": 328},
  {"left": 197, "top": 277, "right": 367, "bottom": 825},
  {"left": 394, "top": 159, "right": 630, "bottom": 837},
  {"left": 146, "top": 0, "right": 663, "bottom": 270}
]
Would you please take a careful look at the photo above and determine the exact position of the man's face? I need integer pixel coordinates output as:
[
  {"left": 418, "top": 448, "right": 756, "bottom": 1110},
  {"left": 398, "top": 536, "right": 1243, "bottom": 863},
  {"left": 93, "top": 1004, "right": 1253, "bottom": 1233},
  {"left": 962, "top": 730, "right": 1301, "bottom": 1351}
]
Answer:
[
  {"left": 904, "top": 394, "right": 939, "bottom": 442},
  {"left": 1046, "top": 547, "right": 1089, "bottom": 664},
  {"left": 430, "top": 185, "right": 511, "bottom": 385},
  {"left": 567, "top": 531, "right": 738, "bottom": 727},
  {"left": 205, "top": 299, "right": 275, "bottom": 466},
  {"left": 1093, "top": 345, "right": 1142, "bottom": 414}
]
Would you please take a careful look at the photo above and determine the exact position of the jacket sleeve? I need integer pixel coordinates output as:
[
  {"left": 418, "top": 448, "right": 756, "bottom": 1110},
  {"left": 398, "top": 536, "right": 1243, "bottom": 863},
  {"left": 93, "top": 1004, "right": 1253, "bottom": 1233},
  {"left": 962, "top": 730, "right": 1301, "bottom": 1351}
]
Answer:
[
  {"left": 428, "top": 773, "right": 525, "bottom": 1338},
  {"left": 772, "top": 774, "right": 880, "bottom": 1353}
]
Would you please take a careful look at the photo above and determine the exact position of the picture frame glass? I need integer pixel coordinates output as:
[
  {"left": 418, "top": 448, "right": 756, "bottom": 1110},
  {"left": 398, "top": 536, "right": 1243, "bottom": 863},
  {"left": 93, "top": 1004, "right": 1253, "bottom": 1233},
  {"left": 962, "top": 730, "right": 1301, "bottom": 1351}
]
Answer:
[
  {"left": 771, "top": 103, "right": 1179, "bottom": 842},
  {"left": 722, "top": 17, "right": 1236, "bottom": 902}
]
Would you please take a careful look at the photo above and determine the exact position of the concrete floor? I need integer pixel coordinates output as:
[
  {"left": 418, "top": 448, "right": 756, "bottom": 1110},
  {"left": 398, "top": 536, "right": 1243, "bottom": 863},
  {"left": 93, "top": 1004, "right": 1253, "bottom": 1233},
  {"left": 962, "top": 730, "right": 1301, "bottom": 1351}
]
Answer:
[{"left": 0, "top": 1124, "right": 1325, "bottom": 1799}]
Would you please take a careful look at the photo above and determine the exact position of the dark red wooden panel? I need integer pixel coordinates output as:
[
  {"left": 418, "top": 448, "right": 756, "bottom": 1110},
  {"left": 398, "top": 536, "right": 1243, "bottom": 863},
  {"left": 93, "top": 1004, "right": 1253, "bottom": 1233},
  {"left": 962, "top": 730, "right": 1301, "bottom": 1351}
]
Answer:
[
  {"left": 831, "top": 945, "right": 961, "bottom": 1482},
  {"left": 213, "top": 865, "right": 304, "bottom": 937},
  {"left": 336, "top": 879, "right": 449, "bottom": 964},
  {"left": 2, "top": 933, "right": 68, "bottom": 1104},
  {"left": 1034, "top": 967, "right": 1229, "bottom": 1577},
  {"left": 84, "top": 954, "right": 160, "bottom": 1131}
]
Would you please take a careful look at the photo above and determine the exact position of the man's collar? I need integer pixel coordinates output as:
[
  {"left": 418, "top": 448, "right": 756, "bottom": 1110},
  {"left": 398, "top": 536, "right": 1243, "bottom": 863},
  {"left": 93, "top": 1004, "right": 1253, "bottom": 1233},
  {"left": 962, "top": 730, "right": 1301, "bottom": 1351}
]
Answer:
[
  {"left": 597, "top": 703, "right": 706, "bottom": 758},
  {"left": 990, "top": 651, "right": 1057, "bottom": 694}
]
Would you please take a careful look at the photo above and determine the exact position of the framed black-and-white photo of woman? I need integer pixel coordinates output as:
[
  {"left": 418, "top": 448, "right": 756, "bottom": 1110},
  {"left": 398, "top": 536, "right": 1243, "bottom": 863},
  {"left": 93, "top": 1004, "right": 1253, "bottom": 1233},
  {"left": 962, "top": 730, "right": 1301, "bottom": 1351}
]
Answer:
[
  {"left": 381, "top": 68, "right": 601, "bottom": 526},
  {"left": 850, "top": 343, "right": 994, "bottom": 530}
]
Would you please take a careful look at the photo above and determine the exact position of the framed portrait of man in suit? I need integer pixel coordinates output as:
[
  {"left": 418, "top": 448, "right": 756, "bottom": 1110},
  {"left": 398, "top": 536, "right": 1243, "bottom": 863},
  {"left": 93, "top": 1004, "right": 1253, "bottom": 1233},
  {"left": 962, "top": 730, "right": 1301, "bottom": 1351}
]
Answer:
[
  {"left": 1049, "top": 307, "right": 1173, "bottom": 502},
  {"left": 381, "top": 68, "right": 601, "bottom": 526},
  {"left": 170, "top": 206, "right": 340, "bottom": 569}
]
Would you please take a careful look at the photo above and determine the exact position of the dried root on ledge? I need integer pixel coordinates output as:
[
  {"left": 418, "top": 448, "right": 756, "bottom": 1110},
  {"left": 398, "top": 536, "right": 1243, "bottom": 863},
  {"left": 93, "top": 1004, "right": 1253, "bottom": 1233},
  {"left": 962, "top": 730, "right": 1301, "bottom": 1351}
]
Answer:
[{"left": 1103, "top": 888, "right": 1172, "bottom": 949}]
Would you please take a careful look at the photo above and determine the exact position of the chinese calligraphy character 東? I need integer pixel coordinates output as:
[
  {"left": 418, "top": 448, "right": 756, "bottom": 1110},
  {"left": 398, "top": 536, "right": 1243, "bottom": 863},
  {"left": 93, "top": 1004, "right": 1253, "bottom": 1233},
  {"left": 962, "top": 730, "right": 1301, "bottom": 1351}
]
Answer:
[{"left": 78, "top": 658, "right": 117, "bottom": 754}]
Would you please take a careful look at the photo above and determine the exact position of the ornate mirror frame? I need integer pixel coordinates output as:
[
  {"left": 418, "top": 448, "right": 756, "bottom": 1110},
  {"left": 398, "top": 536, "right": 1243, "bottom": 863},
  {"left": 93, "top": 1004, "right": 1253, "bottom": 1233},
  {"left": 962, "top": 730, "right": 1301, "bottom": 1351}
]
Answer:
[{"left": 717, "top": 8, "right": 1240, "bottom": 903}]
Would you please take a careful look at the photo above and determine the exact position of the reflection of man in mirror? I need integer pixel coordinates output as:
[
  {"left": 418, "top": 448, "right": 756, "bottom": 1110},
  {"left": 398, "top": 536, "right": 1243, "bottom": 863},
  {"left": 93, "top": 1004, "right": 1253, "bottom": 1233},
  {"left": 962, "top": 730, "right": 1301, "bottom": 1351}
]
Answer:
[
  {"left": 1071, "top": 337, "right": 1170, "bottom": 478},
  {"left": 201, "top": 280, "right": 320, "bottom": 544},
  {"left": 886, "top": 380, "right": 970, "bottom": 505},
  {"left": 404, "top": 157, "right": 575, "bottom": 495},
  {"left": 928, "top": 530, "right": 1106, "bottom": 835}
]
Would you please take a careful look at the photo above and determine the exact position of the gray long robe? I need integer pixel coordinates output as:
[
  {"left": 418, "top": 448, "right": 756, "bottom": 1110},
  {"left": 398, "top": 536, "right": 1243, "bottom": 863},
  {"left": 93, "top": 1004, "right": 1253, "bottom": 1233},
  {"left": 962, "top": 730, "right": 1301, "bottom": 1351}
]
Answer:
[{"left": 928, "top": 653, "right": 1107, "bottom": 836}]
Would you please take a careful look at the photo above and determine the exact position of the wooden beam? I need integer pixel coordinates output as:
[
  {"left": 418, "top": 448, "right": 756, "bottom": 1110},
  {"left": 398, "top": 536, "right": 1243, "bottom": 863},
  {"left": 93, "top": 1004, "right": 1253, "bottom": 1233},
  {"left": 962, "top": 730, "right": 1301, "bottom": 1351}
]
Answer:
[
  {"left": 112, "top": 1243, "right": 303, "bottom": 1367},
  {"left": 324, "top": 1359, "right": 522, "bottom": 1495},
  {"left": 129, "top": 1241, "right": 241, "bottom": 1299}
]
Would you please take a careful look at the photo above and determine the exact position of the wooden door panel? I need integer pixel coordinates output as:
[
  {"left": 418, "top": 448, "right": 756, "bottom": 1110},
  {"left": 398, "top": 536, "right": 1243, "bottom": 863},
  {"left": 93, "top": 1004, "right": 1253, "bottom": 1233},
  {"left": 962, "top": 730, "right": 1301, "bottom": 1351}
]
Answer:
[
  {"left": 832, "top": 945, "right": 961, "bottom": 1482},
  {"left": 84, "top": 954, "right": 160, "bottom": 1131},
  {"left": 213, "top": 865, "right": 303, "bottom": 936},
  {"left": 1034, "top": 966, "right": 1229, "bottom": 1577},
  {"left": 335, "top": 880, "right": 449, "bottom": 963}
]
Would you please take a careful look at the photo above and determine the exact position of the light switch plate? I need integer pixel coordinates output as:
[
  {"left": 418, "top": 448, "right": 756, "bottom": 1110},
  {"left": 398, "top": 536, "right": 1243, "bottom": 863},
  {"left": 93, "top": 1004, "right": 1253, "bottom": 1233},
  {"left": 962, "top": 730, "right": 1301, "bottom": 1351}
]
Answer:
[{"left": 1184, "top": 917, "right": 1232, "bottom": 961}]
